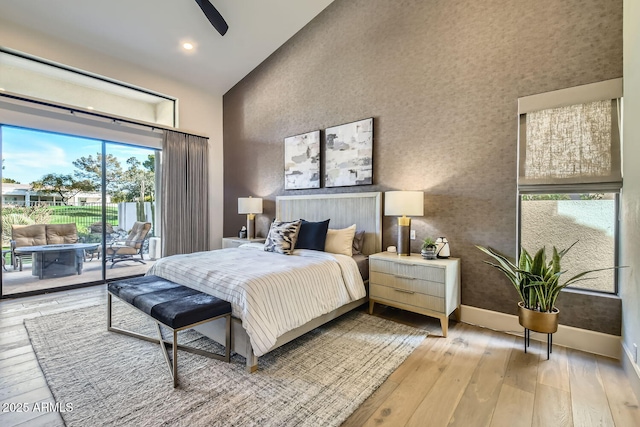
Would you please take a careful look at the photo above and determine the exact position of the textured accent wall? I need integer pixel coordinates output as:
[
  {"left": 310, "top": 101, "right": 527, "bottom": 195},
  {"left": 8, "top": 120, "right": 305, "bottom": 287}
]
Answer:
[{"left": 223, "top": 0, "right": 623, "bottom": 333}]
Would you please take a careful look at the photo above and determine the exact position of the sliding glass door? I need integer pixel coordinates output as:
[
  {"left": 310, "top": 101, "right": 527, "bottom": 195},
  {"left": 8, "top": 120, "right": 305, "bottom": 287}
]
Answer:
[
  {"left": 1, "top": 125, "right": 160, "bottom": 297},
  {"left": 104, "top": 142, "right": 159, "bottom": 281}
]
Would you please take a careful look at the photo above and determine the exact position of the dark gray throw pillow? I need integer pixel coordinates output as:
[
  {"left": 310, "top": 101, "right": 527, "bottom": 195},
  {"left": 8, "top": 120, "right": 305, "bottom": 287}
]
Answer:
[
  {"left": 296, "top": 219, "right": 330, "bottom": 251},
  {"left": 352, "top": 230, "right": 366, "bottom": 255}
]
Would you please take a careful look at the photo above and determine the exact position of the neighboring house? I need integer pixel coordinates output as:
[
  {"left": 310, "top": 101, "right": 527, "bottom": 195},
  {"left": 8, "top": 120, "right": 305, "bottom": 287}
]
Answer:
[{"left": 1, "top": 183, "right": 109, "bottom": 206}]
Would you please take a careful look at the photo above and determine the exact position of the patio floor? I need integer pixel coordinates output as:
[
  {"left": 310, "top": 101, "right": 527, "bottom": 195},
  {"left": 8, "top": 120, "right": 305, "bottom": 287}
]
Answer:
[{"left": 1, "top": 255, "right": 157, "bottom": 296}]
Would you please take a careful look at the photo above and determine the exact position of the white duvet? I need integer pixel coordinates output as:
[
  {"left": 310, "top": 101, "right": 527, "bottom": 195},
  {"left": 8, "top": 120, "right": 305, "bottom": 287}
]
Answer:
[{"left": 146, "top": 244, "right": 366, "bottom": 356}]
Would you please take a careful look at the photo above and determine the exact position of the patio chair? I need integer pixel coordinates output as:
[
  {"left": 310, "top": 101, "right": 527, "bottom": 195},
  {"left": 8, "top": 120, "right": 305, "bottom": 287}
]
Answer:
[{"left": 104, "top": 222, "right": 152, "bottom": 268}]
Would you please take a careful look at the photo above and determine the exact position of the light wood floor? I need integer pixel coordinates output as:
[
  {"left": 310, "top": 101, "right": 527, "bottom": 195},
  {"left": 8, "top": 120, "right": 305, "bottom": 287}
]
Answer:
[
  {"left": 1, "top": 257, "right": 154, "bottom": 296},
  {"left": 1, "top": 287, "right": 639, "bottom": 427},
  {"left": 344, "top": 307, "right": 640, "bottom": 427}
]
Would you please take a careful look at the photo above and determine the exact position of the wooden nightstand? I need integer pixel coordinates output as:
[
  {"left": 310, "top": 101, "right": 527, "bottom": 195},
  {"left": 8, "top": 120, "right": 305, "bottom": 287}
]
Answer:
[
  {"left": 368, "top": 252, "right": 460, "bottom": 337},
  {"left": 221, "top": 237, "right": 266, "bottom": 249}
]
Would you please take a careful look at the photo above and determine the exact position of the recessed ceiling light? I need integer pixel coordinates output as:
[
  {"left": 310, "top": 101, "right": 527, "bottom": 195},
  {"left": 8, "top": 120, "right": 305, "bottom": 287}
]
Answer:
[
  {"left": 183, "top": 42, "right": 194, "bottom": 50},
  {"left": 0, "top": 88, "right": 5, "bottom": 91},
  {"left": 87, "top": 106, "right": 94, "bottom": 110}
]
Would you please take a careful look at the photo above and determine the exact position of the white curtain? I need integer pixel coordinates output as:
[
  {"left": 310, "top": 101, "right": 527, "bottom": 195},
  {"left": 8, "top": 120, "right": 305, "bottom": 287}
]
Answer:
[{"left": 161, "top": 130, "right": 209, "bottom": 256}]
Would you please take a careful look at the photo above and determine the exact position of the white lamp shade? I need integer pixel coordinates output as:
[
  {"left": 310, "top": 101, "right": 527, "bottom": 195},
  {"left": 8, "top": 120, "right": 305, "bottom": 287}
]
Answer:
[
  {"left": 238, "top": 197, "right": 263, "bottom": 214},
  {"left": 384, "top": 191, "right": 424, "bottom": 216}
]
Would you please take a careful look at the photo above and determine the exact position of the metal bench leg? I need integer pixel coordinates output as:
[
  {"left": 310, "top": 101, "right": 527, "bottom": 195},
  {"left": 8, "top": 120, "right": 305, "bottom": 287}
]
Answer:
[
  {"left": 107, "top": 293, "right": 232, "bottom": 388},
  {"left": 107, "top": 293, "right": 112, "bottom": 329},
  {"left": 173, "top": 330, "right": 179, "bottom": 388},
  {"left": 154, "top": 323, "right": 180, "bottom": 388}
]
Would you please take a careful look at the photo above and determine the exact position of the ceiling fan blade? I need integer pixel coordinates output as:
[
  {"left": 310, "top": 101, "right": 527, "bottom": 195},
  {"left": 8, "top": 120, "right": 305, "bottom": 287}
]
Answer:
[{"left": 194, "top": 0, "right": 228, "bottom": 36}]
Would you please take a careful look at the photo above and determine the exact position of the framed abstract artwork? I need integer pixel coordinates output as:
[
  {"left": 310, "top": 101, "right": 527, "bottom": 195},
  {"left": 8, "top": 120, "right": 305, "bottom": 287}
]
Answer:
[
  {"left": 324, "top": 117, "right": 373, "bottom": 187},
  {"left": 284, "top": 130, "right": 320, "bottom": 190}
]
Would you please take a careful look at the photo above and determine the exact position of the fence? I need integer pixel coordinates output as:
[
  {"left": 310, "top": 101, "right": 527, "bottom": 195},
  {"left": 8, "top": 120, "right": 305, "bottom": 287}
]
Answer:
[{"left": 49, "top": 203, "right": 119, "bottom": 233}]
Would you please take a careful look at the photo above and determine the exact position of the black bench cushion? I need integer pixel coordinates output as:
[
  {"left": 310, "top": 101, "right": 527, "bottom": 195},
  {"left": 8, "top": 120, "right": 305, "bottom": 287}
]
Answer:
[{"left": 108, "top": 275, "right": 232, "bottom": 329}]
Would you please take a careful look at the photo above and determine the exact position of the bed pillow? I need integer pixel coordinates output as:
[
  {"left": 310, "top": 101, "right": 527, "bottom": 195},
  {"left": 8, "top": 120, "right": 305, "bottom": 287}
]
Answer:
[
  {"left": 324, "top": 224, "right": 357, "bottom": 256},
  {"left": 352, "top": 230, "right": 366, "bottom": 255},
  {"left": 264, "top": 220, "right": 302, "bottom": 255},
  {"left": 296, "top": 219, "right": 330, "bottom": 251}
]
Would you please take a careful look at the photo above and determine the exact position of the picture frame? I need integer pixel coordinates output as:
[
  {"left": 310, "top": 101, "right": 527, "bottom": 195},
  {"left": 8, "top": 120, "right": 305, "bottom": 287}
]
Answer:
[
  {"left": 324, "top": 117, "right": 373, "bottom": 187},
  {"left": 284, "top": 130, "right": 320, "bottom": 190}
]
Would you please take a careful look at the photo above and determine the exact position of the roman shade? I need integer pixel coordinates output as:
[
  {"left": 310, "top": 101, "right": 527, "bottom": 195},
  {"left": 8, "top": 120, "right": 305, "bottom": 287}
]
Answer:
[{"left": 517, "top": 79, "right": 622, "bottom": 193}]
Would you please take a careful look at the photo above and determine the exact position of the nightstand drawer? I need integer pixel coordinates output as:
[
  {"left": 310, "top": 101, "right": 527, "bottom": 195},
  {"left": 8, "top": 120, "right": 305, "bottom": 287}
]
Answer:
[
  {"left": 370, "top": 283, "right": 445, "bottom": 313},
  {"left": 370, "top": 271, "right": 444, "bottom": 297},
  {"left": 370, "top": 258, "right": 397, "bottom": 275},
  {"left": 370, "top": 258, "right": 445, "bottom": 283}
]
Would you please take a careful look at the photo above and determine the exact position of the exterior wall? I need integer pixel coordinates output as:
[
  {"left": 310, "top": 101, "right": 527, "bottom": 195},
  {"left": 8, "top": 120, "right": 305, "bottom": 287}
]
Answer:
[
  {"left": 521, "top": 199, "right": 616, "bottom": 293},
  {"left": 222, "top": 0, "right": 623, "bottom": 333}
]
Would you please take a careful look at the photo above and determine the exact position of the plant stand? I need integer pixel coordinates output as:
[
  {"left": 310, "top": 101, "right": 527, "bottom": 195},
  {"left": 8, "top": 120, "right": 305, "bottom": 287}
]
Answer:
[
  {"left": 518, "top": 302, "right": 558, "bottom": 360},
  {"left": 523, "top": 328, "right": 553, "bottom": 360}
]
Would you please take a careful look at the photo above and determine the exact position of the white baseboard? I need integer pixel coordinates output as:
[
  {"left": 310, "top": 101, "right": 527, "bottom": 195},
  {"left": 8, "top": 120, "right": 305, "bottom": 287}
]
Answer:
[
  {"left": 622, "top": 342, "right": 640, "bottom": 401},
  {"left": 459, "top": 305, "right": 622, "bottom": 360}
]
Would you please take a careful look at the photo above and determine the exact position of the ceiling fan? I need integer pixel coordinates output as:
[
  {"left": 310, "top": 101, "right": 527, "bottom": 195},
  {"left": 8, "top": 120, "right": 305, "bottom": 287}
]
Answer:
[{"left": 194, "top": 0, "right": 229, "bottom": 36}]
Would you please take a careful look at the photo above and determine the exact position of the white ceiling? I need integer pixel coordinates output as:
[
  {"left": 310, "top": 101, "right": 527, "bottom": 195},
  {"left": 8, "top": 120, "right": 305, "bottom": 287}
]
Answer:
[{"left": 0, "top": 0, "right": 335, "bottom": 95}]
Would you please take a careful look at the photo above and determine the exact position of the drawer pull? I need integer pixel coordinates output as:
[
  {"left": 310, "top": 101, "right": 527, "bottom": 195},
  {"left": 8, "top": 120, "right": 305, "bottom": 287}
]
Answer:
[
  {"left": 393, "top": 275, "right": 416, "bottom": 280},
  {"left": 394, "top": 289, "right": 415, "bottom": 294}
]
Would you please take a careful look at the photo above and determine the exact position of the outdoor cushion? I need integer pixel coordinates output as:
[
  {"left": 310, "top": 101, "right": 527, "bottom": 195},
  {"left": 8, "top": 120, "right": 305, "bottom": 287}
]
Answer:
[
  {"left": 106, "top": 245, "right": 138, "bottom": 256},
  {"left": 125, "top": 222, "right": 152, "bottom": 248},
  {"left": 11, "top": 224, "right": 47, "bottom": 247},
  {"left": 46, "top": 223, "right": 78, "bottom": 244}
]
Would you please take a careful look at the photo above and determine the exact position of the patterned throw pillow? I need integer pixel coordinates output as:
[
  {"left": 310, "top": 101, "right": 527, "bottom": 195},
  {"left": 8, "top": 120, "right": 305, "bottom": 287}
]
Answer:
[{"left": 264, "top": 220, "right": 302, "bottom": 255}]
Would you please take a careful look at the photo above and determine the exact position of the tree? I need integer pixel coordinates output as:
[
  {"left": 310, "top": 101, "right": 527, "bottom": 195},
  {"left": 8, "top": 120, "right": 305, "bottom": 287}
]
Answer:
[
  {"left": 142, "top": 154, "right": 155, "bottom": 173},
  {"left": 72, "top": 153, "right": 123, "bottom": 193},
  {"left": 118, "top": 157, "right": 155, "bottom": 202},
  {"left": 30, "top": 174, "right": 96, "bottom": 205}
]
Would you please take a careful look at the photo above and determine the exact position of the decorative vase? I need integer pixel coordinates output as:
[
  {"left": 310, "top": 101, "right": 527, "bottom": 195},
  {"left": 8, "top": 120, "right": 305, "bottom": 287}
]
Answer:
[
  {"left": 517, "top": 301, "right": 559, "bottom": 333},
  {"left": 435, "top": 237, "right": 450, "bottom": 258},
  {"left": 421, "top": 247, "right": 437, "bottom": 259}
]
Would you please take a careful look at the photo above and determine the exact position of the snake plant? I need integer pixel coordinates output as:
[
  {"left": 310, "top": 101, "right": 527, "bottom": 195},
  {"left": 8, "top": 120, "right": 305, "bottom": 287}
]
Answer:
[{"left": 476, "top": 242, "right": 617, "bottom": 312}]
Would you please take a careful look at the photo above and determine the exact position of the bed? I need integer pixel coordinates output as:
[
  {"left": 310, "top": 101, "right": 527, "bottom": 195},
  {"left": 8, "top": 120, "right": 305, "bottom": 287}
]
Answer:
[{"left": 148, "top": 192, "right": 382, "bottom": 372}]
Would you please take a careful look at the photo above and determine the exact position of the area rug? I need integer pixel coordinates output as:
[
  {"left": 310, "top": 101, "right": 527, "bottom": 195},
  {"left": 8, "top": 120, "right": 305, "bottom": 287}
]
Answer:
[{"left": 25, "top": 301, "right": 427, "bottom": 427}]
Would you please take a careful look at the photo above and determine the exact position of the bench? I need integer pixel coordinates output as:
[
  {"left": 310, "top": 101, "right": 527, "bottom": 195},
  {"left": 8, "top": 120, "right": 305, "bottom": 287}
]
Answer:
[{"left": 107, "top": 275, "right": 232, "bottom": 388}]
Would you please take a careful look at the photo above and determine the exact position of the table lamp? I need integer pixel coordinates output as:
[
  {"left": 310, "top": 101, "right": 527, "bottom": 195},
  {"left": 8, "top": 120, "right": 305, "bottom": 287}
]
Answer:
[
  {"left": 238, "top": 196, "right": 263, "bottom": 239},
  {"left": 384, "top": 191, "right": 424, "bottom": 256}
]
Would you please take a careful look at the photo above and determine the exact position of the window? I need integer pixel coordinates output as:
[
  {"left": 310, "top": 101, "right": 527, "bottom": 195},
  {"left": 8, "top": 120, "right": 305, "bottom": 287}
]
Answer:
[
  {"left": 0, "top": 50, "right": 176, "bottom": 126},
  {"left": 520, "top": 193, "right": 617, "bottom": 293},
  {"left": 517, "top": 79, "right": 622, "bottom": 294},
  {"left": 1, "top": 125, "right": 161, "bottom": 297}
]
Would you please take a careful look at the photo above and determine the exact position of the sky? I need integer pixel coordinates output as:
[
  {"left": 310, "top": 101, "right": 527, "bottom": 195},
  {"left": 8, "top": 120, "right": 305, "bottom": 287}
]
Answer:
[{"left": 1, "top": 126, "right": 154, "bottom": 184}]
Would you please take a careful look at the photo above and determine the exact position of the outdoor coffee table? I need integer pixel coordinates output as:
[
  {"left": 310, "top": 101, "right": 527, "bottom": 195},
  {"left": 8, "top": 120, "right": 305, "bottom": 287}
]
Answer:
[{"left": 14, "top": 243, "right": 100, "bottom": 280}]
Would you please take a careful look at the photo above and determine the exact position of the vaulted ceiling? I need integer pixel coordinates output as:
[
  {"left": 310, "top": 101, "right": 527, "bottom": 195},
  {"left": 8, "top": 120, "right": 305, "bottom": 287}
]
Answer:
[{"left": 0, "top": 0, "right": 335, "bottom": 94}]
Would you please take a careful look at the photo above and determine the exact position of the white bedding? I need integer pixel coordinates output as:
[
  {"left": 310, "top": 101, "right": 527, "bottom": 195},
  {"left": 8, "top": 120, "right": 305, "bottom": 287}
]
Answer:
[{"left": 146, "top": 244, "right": 366, "bottom": 356}]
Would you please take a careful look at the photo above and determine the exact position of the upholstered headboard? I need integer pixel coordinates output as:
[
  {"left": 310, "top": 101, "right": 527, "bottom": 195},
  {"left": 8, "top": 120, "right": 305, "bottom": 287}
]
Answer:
[{"left": 276, "top": 192, "right": 382, "bottom": 255}]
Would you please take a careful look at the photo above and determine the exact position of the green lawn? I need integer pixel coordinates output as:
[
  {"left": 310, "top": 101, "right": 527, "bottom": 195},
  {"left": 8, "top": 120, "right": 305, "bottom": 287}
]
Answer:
[{"left": 49, "top": 205, "right": 118, "bottom": 233}]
